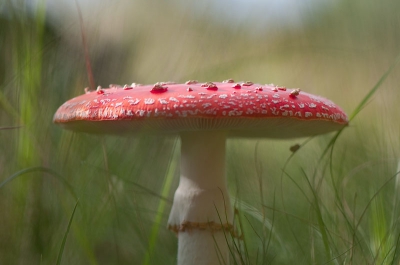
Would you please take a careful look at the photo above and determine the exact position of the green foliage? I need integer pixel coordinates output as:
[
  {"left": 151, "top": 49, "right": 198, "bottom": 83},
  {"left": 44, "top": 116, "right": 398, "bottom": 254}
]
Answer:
[
  {"left": 57, "top": 200, "right": 79, "bottom": 265},
  {"left": 1, "top": 0, "right": 400, "bottom": 264}
]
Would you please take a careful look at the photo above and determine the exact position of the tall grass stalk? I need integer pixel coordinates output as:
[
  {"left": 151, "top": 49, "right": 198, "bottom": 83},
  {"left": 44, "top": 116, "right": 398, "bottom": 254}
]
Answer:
[
  {"left": 56, "top": 200, "right": 79, "bottom": 265},
  {"left": 143, "top": 139, "right": 179, "bottom": 265},
  {"left": 7, "top": 1, "right": 47, "bottom": 263}
]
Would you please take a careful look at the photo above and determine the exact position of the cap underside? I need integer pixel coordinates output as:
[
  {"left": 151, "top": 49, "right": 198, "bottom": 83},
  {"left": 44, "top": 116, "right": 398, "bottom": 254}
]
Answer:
[{"left": 56, "top": 116, "right": 345, "bottom": 138}]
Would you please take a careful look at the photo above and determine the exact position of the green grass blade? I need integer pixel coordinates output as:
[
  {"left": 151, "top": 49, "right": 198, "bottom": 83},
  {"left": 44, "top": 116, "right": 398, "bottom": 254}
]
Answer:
[
  {"left": 0, "top": 89, "right": 20, "bottom": 121},
  {"left": 317, "top": 52, "right": 400, "bottom": 166},
  {"left": 349, "top": 53, "right": 400, "bottom": 121},
  {"left": 300, "top": 168, "right": 332, "bottom": 261},
  {"left": 56, "top": 200, "right": 79, "bottom": 265},
  {"left": 0, "top": 125, "right": 22, "bottom": 130},
  {"left": 0, "top": 166, "right": 77, "bottom": 200},
  {"left": 142, "top": 139, "right": 179, "bottom": 265}
]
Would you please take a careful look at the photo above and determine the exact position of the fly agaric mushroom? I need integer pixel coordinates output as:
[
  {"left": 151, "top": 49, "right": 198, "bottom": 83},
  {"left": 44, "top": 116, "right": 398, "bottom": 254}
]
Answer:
[{"left": 53, "top": 81, "right": 348, "bottom": 265}]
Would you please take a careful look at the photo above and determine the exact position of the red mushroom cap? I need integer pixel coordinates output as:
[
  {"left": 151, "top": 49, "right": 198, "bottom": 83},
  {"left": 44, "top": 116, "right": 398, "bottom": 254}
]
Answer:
[{"left": 53, "top": 81, "right": 348, "bottom": 138}]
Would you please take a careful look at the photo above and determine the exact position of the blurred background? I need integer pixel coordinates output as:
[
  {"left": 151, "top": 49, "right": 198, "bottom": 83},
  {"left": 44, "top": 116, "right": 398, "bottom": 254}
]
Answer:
[{"left": 1, "top": 0, "right": 400, "bottom": 264}]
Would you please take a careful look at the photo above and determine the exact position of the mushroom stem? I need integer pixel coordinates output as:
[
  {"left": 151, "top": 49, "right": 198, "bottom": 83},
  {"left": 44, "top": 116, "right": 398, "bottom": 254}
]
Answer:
[{"left": 168, "top": 130, "right": 233, "bottom": 265}]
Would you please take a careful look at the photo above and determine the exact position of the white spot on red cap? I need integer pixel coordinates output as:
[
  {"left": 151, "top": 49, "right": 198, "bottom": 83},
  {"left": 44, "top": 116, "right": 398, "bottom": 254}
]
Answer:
[
  {"left": 144, "top": 98, "right": 155, "bottom": 105},
  {"left": 201, "top": 82, "right": 218, "bottom": 90},
  {"left": 232, "top": 83, "right": 241, "bottom": 89},
  {"left": 290, "top": 89, "right": 301, "bottom": 98},
  {"left": 242, "top": 81, "right": 253, "bottom": 86},
  {"left": 158, "top": 98, "right": 169, "bottom": 104},
  {"left": 96, "top": 86, "right": 104, "bottom": 94},
  {"left": 270, "top": 108, "right": 279, "bottom": 115},
  {"left": 151, "top": 83, "right": 168, "bottom": 93},
  {"left": 136, "top": 110, "right": 145, "bottom": 116},
  {"left": 178, "top": 95, "right": 196, "bottom": 99},
  {"left": 128, "top": 99, "right": 140, "bottom": 105}
]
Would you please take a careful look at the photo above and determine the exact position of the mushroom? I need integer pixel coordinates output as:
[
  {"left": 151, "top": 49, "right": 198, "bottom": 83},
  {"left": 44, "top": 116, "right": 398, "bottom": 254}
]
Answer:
[{"left": 53, "top": 81, "right": 348, "bottom": 265}]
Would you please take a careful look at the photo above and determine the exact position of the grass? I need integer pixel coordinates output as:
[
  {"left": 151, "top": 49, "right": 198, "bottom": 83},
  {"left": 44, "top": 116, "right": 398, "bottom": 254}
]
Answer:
[
  {"left": 57, "top": 200, "right": 79, "bottom": 265},
  {"left": 1, "top": 0, "right": 400, "bottom": 264}
]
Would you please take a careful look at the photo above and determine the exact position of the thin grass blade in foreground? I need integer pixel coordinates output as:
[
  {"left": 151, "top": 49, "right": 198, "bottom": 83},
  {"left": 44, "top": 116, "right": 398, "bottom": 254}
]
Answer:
[
  {"left": 0, "top": 125, "right": 22, "bottom": 130},
  {"left": 56, "top": 200, "right": 80, "bottom": 265},
  {"left": 0, "top": 166, "right": 77, "bottom": 200},
  {"left": 325, "top": 52, "right": 400, "bottom": 263},
  {"left": 74, "top": 0, "right": 96, "bottom": 91},
  {"left": 319, "top": 51, "right": 400, "bottom": 163},
  {"left": 275, "top": 52, "right": 400, "bottom": 264},
  {"left": 349, "top": 53, "right": 400, "bottom": 121},
  {"left": 324, "top": 52, "right": 400, "bottom": 263},
  {"left": 143, "top": 140, "right": 178, "bottom": 265}
]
